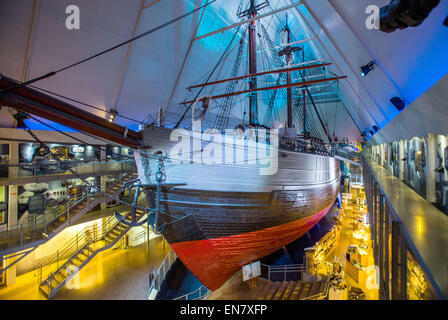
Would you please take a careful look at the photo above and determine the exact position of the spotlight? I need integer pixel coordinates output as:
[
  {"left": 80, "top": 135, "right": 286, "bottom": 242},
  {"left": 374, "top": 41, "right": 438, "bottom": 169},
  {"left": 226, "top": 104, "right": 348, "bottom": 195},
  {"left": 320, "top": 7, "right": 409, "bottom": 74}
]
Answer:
[
  {"left": 390, "top": 97, "right": 406, "bottom": 111},
  {"left": 13, "top": 111, "right": 30, "bottom": 128},
  {"left": 380, "top": 0, "right": 441, "bottom": 33},
  {"left": 370, "top": 130, "right": 375, "bottom": 136},
  {"left": 373, "top": 125, "right": 379, "bottom": 132},
  {"left": 360, "top": 60, "right": 376, "bottom": 77},
  {"left": 109, "top": 108, "right": 118, "bottom": 122}
]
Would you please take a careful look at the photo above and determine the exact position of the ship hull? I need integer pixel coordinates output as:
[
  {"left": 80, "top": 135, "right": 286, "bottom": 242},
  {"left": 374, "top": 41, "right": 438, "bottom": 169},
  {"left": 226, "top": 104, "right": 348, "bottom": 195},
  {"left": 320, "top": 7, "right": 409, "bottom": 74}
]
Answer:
[
  {"left": 170, "top": 203, "right": 333, "bottom": 290},
  {"left": 147, "top": 176, "right": 338, "bottom": 290},
  {"left": 137, "top": 127, "right": 340, "bottom": 290}
]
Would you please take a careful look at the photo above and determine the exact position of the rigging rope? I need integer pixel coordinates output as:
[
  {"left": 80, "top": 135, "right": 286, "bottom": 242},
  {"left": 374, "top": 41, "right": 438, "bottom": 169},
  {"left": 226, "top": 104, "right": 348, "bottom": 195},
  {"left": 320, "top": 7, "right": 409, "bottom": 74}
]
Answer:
[{"left": 175, "top": 25, "right": 242, "bottom": 129}]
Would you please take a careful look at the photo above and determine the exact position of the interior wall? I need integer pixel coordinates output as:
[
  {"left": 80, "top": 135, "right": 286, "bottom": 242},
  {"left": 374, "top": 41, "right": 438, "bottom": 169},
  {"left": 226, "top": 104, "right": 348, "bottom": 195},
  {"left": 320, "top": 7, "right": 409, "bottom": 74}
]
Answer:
[{"left": 368, "top": 74, "right": 448, "bottom": 146}]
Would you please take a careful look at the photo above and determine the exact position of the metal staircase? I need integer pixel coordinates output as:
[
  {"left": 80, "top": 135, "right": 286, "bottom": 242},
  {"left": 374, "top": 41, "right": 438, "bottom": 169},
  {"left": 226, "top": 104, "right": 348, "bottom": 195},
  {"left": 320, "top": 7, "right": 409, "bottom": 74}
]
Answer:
[
  {"left": 0, "top": 160, "right": 138, "bottom": 256},
  {"left": 0, "top": 160, "right": 138, "bottom": 279},
  {"left": 37, "top": 208, "right": 146, "bottom": 298}
]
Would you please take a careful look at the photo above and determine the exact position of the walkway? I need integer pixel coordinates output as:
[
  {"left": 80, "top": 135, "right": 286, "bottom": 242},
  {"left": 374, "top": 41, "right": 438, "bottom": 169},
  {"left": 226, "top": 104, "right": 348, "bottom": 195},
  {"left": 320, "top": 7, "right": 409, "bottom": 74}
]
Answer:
[{"left": 365, "top": 156, "right": 448, "bottom": 298}]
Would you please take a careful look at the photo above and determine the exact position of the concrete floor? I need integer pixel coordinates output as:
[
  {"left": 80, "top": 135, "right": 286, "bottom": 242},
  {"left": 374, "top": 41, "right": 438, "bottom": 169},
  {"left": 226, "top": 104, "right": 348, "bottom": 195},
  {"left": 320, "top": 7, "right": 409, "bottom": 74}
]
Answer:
[{"left": 0, "top": 238, "right": 169, "bottom": 300}]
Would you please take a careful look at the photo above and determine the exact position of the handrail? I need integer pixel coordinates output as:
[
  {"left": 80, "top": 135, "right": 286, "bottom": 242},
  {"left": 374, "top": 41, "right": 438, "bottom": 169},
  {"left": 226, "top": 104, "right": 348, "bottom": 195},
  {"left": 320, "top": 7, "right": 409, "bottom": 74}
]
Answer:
[
  {"left": 37, "top": 211, "right": 123, "bottom": 284},
  {"left": 147, "top": 250, "right": 177, "bottom": 300},
  {"left": 130, "top": 229, "right": 148, "bottom": 243},
  {"left": 37, "top": 209, "right": 128, "bottom": 292},
  {"left": 260, "top": 263, "right": 306, "bottom": 282},
  {"left": 9, "top": 159, "right": 136, "bottom": 178},
  {"left": 173, "top": 285, "right": 211, "bottom": 300}
]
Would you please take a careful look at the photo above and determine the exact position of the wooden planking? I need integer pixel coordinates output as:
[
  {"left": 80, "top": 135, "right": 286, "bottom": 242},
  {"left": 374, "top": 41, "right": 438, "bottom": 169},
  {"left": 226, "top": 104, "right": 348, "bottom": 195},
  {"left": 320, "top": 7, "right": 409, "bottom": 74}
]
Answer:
[
  {"left": 159, "top": 180, "right": 338, "bottom": 243},
  {"left": 170, "top": 204, "right": 332, "bottom": 290}
]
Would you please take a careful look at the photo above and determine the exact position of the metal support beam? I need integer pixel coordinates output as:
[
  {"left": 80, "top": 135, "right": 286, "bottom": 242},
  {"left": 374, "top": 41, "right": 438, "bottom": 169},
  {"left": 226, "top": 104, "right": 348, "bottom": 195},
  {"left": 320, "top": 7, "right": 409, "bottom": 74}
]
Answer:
[{"left": 0, "top": 76, "right": 142, "bottom": 147}]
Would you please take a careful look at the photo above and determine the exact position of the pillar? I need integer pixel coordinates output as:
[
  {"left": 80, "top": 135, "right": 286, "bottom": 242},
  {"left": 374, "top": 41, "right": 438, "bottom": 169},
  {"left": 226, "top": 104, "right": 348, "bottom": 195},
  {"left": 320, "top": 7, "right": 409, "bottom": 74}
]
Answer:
[
  {"left": 399, "top": 140, "right": 405, "bottom": 181},
  {"left": 391, "top": 220, "right": 400, "bottom": 300},
  {"left": 5, "top": 263, "right": 16, "bottom": 286},
  {"left": 8, "top": 143, "right": 19, "bottom": 228},
  {"left": 425, "top": 134, "right": 436, "bottom": 203},
  {"left": 100, "top": 148, "right": 107, "bottom": 210},
  {"left": 399, "top": 231, "right": 408, "bottom": 299}
]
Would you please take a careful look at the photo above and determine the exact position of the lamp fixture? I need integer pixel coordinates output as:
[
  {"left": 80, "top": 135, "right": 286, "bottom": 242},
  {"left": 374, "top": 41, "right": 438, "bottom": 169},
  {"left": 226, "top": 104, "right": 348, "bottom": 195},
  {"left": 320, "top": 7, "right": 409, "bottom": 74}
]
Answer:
[
  {"left": 109, "top": 108, "right": 118, "bottom": 123},
  {"left": 360, "top": 60, "right": 376, "bottom": 77}
]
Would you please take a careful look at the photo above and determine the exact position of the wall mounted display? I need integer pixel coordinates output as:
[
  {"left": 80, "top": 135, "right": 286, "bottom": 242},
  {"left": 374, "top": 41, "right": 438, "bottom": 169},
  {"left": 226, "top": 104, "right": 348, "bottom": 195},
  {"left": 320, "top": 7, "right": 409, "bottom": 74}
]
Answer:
[
  {"left": 434, "top": 135, "right": 448, "bottom": 214},
  {"left": 106, "top": 145, "right": 133, "bottom": 161},
  {"left": 369, "top": 133, "right": 448, "bottom": 215},
  {"left": 0, "top": 144, "right": 9, "bottom": 179},
  {"left": 18, "top": 143, "right": 100, "bottom": 176},
  {"left": 0, "top": 185, "right": 7, "bottom": 225}
]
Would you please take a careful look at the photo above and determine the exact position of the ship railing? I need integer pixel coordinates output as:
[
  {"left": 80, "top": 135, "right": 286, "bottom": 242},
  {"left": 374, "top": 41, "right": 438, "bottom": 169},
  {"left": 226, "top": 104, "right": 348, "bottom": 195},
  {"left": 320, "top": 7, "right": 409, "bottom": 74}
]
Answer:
[
  {"left": 146, "top": 249, "right": 177, "bottom": 300},
  {"left": 173, "top": 285, "right": 211, "bottom": 300},
  {"left": 260, "top": 263, "right": 306, "bottom": 282},
  {"left": 279, "top": 136, "right": 330, "bottom": 157}
]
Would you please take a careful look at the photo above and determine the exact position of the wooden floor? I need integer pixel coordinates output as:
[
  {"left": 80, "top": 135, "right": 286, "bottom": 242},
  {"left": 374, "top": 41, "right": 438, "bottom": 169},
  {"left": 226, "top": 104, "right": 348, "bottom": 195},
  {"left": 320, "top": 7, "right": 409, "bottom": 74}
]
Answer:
[{"left": 365, "top": 156, "right": 448, "bottom": 298}]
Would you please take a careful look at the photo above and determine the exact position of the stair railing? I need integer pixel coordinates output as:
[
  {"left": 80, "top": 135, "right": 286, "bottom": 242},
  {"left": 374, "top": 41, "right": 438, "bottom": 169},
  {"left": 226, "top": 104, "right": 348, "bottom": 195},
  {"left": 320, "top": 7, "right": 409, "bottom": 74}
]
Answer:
[
  {"left": 37, "top": 208, "right": 133, "bottom": 291},
  {"left": 37, "top": 224, "right": 98, "bottom": 286}
]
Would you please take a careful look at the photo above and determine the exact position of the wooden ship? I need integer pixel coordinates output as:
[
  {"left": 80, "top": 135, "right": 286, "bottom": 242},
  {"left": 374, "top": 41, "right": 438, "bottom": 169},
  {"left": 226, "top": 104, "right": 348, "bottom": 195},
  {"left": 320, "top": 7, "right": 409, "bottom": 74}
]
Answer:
[
  {"left": 0, "top": 0, "right": 346, "bottom": 292},
  {"left": 134, "top": 0, "right": 343, "bottom": 290}
]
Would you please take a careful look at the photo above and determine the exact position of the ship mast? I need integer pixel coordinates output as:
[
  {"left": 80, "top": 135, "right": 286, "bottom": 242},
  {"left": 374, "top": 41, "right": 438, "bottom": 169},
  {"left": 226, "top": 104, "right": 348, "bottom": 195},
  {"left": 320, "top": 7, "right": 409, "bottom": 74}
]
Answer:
[
  {"left": 248, "top": 0, "right": 258, "bottom": 126},
  {"left": 278, "top": 15, "right": 301, "bottom": 129},
  {"left": 238, "top": 0, "right": 268, "bottom": 127}
]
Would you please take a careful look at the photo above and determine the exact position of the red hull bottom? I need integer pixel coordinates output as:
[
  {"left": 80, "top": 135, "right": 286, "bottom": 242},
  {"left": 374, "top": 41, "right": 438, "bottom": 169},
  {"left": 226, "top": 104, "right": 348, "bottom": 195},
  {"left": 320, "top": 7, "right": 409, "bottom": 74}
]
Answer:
[{"left": 170, "top": 204, "right": 333, "bottom": 290}]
